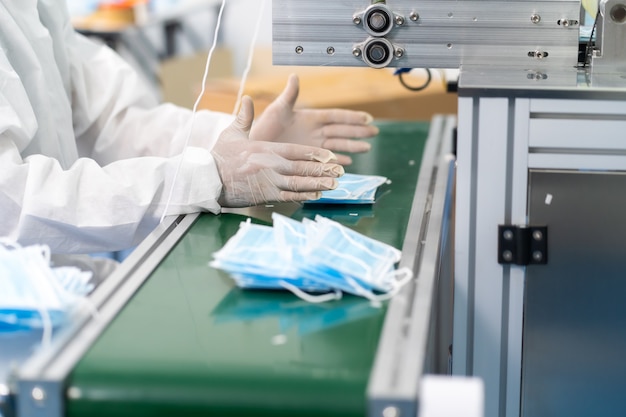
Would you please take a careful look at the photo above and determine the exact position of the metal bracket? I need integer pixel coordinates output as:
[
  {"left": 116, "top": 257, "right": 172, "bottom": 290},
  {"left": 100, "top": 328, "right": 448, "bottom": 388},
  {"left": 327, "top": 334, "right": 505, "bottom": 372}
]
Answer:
[{"left": 498, "top": 225, "right": 548, "bottom": 265}]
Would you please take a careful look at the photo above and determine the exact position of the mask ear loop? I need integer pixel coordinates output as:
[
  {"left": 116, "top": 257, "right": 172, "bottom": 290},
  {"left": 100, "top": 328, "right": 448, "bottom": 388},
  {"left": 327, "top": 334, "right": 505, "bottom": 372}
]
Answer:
[
  {"left": 344, "top": 276, "right": 387, "bottom": 308},
  {"left": 373, "top": 267, "right": 414, "bottom": 301},
  {"left": 36, "top": 246, "right": 102, "bottom": 344},
  {"left": 344, "top": 267, "right": 413, "bottom": 307},
  {"left": 12, "top": 243, "right": 55, "bottom": 348},
  {"left": 279, "top": 280, "right": 342, "bottom": 303}
]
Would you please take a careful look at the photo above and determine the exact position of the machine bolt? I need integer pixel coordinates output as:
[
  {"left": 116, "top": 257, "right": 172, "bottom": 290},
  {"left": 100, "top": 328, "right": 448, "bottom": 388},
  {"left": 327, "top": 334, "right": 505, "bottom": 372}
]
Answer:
[
  {"left": 532, "top": 230, "right": 543, "bottom": 241},
  {"left": 395, "top": 15, "right": 405, "bottom": 25},
  {"left": 527, "top": 71, "right": 547, "bottom": 80},
  {"left": 558, "top": 18, "right": 579, "bottom": 27},
  {"left": 502, "top": 250, "right": 513, "bottom": 262},
  {"left": 353, "top": 15, "right": 362, "bottom": 25},
  {"left": 31, "top": 387, "right": 46, "bottom": 403},
  {"left": 394, "top": 48, "right": 405, "bottom": 58},
  {"left": 532, "top": 251, "right": 543, "bottom": 262},
  {"left": 326, "top": 46, "right": 335, "bottom": 55},
  {"left": 530, "top": 14, "right": 541, "bottom": 23},
  {"left": 528, "top": 50, "right": 548, "bottom": 59},
  {"left": 409, "top": 11, "right": 419, "bottom": 21},
  {"left": 382, "top": 406, "right": 400, "bottom": 417},
  {"left": 295, "top": 46, "right": 304, "bottom": 54},
  {"left": 503, "top": 229, "right": 514, "bottom": 241},
  {"left": 352, "top": 47, "right": 362, "bottom": 57}
]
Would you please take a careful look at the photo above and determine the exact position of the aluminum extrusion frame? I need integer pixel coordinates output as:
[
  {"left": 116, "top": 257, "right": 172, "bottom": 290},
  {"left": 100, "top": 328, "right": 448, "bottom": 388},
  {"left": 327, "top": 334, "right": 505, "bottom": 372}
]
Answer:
[{"left": 367, "top": 115, "right": 456, "bottom": 417}]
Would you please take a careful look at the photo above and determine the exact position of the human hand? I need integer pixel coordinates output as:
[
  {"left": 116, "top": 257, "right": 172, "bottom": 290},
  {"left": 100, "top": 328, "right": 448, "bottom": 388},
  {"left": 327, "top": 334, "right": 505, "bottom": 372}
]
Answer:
[
  {"left": 249, "top": 74, "right": 379, "bottom": 165},
  {"left": 211, "top": 96, "right": 345, "bottom": 208}
]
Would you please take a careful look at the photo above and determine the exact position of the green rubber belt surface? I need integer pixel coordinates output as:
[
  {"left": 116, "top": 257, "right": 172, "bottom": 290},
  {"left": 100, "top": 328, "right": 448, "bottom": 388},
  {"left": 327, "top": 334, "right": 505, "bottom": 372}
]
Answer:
[{"left": 67, "top": 121, "right": 429, "bottom": 417}]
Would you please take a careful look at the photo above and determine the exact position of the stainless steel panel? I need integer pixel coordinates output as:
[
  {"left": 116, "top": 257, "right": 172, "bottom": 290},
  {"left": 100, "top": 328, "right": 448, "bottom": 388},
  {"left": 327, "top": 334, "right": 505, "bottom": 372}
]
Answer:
[
  {"left": 273, "top": 1, "right": 580, "bottom": 69},
  {"left": 523, "top": 170, "right": 626, "bottom": 417}
]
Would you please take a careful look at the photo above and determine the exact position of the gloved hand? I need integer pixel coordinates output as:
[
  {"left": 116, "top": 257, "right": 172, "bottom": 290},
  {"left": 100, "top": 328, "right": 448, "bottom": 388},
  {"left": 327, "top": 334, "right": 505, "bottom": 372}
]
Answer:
[
  {"left": 249, "top": 74, "right": 379, "bottom": 165},
  {"left": 211, "top": 96, "right": 345, "bottom": 208}
]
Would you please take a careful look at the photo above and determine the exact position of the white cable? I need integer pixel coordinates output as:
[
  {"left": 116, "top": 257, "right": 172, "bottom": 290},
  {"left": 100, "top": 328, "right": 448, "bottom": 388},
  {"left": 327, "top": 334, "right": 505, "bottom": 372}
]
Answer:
[
  {"left": 160, "top": 0, "right": 227, "bottom": 223},
  {"left": 232, "top": 0, "right": 267, "bottom": 115}
]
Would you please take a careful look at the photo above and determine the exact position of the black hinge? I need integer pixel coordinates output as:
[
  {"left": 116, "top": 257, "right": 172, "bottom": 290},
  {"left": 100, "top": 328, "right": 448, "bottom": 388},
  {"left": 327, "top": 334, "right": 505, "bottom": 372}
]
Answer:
[{"left": 498, "top": 225, "right": 548, "bottom": 265}]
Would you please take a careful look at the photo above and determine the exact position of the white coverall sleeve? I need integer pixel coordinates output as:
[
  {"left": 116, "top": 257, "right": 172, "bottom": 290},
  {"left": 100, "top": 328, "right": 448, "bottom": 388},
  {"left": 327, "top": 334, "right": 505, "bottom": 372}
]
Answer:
[
  {"left": 0, "top": 8, "right": 234, "bottom": 254},
  {"left": 68, "top": 32, "right": 234, "bottom": 163}
]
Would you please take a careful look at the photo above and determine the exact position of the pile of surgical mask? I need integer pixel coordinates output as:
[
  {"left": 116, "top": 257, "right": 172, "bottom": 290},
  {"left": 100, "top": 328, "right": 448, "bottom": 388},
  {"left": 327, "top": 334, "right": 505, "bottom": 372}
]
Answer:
[
  {"left": 210, "top": 213, "right": 412, "bottom": 305},
  {"left": 306, "top": 173, "right": 388, "bottom": 204},
  {"left": 0, "top": 241, "right": 95, "bottom": 336}
]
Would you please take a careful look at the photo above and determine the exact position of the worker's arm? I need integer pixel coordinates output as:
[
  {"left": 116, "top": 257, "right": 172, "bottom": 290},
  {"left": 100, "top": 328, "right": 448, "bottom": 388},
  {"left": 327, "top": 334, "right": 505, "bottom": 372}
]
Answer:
[
  {"left": 67, "top": 30, "right": 234, "bottom": 165},
  {"left": 0, "top": 2, "right": 224, "bottom": 254}
]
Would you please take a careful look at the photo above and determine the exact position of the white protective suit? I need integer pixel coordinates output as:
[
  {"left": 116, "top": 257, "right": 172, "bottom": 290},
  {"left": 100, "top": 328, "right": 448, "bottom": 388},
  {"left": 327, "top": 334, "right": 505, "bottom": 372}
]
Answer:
[{"left": 0, "top": 0, "right": 234, "bottom": 254}]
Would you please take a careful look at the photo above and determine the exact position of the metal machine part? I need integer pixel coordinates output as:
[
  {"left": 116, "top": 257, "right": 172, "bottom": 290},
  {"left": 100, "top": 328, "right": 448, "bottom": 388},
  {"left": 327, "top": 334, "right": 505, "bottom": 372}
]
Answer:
[
  {"left": 368, "top": 115, "right": 456, "bottom": 417},
  {"left": 273, "top": 0, "right": 580, "bottom": 69},
  {"left": 523, "top": 170, "right": 626, "bottom": 417},
  {"left": 591, "top": 0, "right": 626, "bottom": 71},
  {"left": 454, "top": 80, "right": 626, "bottom": 417}
]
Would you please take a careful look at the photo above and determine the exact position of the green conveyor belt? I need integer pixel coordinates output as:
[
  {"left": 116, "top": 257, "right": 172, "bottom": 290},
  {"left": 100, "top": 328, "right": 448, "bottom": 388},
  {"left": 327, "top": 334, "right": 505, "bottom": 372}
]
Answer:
[{"left": 67, "top": 121, "right": 429, "bottom": 417}]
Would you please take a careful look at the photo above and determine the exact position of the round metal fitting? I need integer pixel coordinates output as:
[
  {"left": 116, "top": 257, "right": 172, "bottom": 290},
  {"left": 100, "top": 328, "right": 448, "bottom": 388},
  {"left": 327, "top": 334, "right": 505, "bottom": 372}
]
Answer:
[
  {"left": 352, "top": 47, "right": 362, "bottom": 57},
  {"left": 395, "top": 15, "right": 405, "bottom": 25},
  {"left": 361, "top": 37, "right": 394, "bottom": 68},
  {"left": 529, "top": 50, "right": 548, "bottom": 59},
  {"left": 409, "top": 11, "right": 419, "bottom": 21},
  {"left": 394, "top": 47, "right": 405, "bottom": 58},
  {"left": 362, "top": 3, "right": 394, "bottom": 36},
  {"left": 353, "top": 15, "right": 362, "bottom": 25},
  {"left": 295, "top": 46, "right": 304, "bottom": 55},
  {"left": 326, "top": 46, "right": 335, "bottom": 55},
  {"left": 503, "top": 230, "right": 514, "bottom": 241},
  {"left": 532, "top": 230, "right": 543, "bottom": 241},
  {"left": 31, "top": 387, "right": 46, "bottom": 403},
  {"left": 532, "top": 251, "right": 543, "bottom": 262},
  {"left": 610, "top": 4, "right": 626, "bottom": 23},
  {"left": 382, "top": 406, "right": 400, "bottom": 417},
  {"left": 502, "top": 250, "right": 514, "bottom": 262},
  {"left": 530, "top": 14, "right": 541, "bottom": 23}
]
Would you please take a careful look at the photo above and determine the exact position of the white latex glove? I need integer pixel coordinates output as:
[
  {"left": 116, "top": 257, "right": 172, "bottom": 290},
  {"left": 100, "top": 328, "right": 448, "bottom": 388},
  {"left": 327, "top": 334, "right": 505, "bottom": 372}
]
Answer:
[
  {"left": 249, "top": 74, "right": 379, "bottom": 165},
  {"left": 211, "top": 96, "right": 345, "bottom": 207}
]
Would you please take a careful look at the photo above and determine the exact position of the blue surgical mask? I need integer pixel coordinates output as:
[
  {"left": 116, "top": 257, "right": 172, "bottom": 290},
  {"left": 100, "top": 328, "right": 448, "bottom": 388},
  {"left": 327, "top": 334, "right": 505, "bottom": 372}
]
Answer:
[
  {"left": 210, "top": 220, "right": 335, "bottom": 296},
  {"left": 210, "top": 214, "right": 412, "bottom": 305},
  {"left": 211, "top": 220, "right": 299, "bottom": 279},
  {"left": 299, "top": 215, "right": 411, "bottom": 303},
  {"left": 0, "top": 241, "right": 95, "bottom": 345},
  {"left": 306, "top": 173, "right": 388, "bottom": 204}
]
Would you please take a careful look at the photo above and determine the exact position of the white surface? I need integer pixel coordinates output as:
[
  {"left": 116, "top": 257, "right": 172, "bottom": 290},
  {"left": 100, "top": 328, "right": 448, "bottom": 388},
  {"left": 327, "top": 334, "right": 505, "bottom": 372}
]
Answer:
[{"left": 419, "top": 375, "right": 484, "bottom": 417}]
